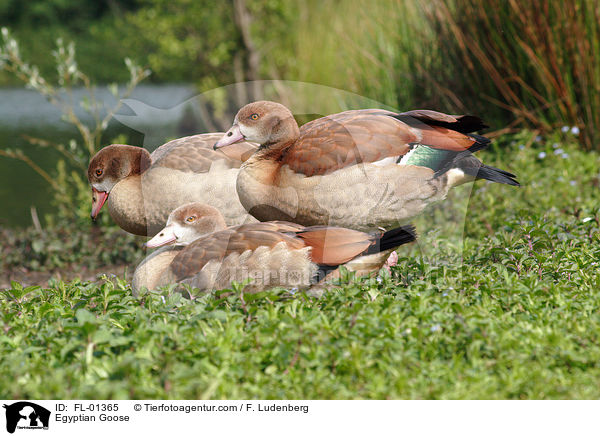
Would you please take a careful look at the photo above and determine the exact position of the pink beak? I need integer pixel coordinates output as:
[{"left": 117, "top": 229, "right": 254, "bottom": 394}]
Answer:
[
  {"left": 91, "top": 187, "right": 109, "bottom": 220},
  {"left": 214, "top": 125, "right": 245, "bottom": 150},
  {"left": 145, "top": 225, "right": 177, "bottom": 248}
]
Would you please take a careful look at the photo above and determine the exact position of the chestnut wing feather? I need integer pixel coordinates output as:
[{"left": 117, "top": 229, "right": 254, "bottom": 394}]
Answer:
[
  {"left": 283, "top": 109, "right": 415, "bottom": 176},
  {"left": 234, "top": 221, "right": 306, "bottom": 234},
  {"left": 169, "top": 227, "right": 305, "bottom": 282},
  {"left": 294, "top": 226, "right": 375, "bottom": 266},
  {"left": 282, "top": 109, "right": 485, "bottom": 176}
]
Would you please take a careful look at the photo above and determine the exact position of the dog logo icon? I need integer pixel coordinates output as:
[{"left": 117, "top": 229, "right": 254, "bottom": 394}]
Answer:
[{"left": 3, "top": 402, "right": 50, "bottom": 433}]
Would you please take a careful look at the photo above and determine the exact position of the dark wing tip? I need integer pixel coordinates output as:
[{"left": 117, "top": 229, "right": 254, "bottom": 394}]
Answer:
[{"left": 388, "top": 111, "right": 488, "bottom": 133}]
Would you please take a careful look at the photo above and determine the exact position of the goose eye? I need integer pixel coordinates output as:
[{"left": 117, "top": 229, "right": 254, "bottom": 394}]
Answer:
[
  {"left": 249, "top": 113, "right": 259, "bottom": 121},
  {"left": 186, "top": 216, "right": 196, "bottom": 223},
  {"left": 95, "top": 169, "right": 103, "bottom": 177}
]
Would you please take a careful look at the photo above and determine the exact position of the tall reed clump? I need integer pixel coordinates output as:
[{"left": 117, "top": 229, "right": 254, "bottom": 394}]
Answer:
[{"left": 427, "top": 0, "right": 600, "bottom": 149}]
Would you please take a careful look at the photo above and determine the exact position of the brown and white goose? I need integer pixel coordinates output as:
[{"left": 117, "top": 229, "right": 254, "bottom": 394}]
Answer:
[
  {"left": 88, "top": 133, "right": 257, "bottom": 236},
  {"left": 214, "top": 101, "right": 519, "bottom": 231},
  {"left": 131, "top": 203, "right": 416, "bottom": 295}
]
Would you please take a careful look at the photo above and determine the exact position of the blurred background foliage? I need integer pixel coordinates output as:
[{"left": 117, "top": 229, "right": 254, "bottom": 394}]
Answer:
[{"left": 0, "top": 0, "right": 138, "bottom": 83}]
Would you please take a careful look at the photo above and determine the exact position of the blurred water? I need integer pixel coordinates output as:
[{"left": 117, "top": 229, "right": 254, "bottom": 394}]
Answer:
[{"left": 0, "top": 84, "right": 196, "bottom": 228}]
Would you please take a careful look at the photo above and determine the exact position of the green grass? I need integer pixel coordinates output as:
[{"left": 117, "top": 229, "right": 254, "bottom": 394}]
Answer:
[{"left": 2, "top": 130, "right": 600, "bottom": 399}]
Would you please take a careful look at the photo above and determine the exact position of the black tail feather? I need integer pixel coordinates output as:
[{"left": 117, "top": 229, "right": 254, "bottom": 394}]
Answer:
[
  {"left": 367, "top": 225, "right": 417, "bottom": 254},
  {"left": 312, "top": 225, "right": 417, "bottom": 284},
  {"left": 439, "top": 153, "right": 520, "bottom": 187},
  {"left": 476, "top": 164, "right": 520, "bottom": 186}
]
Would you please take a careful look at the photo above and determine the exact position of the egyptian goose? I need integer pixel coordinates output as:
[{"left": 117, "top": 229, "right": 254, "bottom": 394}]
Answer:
[
  {"left": 131, "top": 203, "right": 416, "bottom": 295},
  {"left": 214, "top": 101, "right": 519, "bottom": 231},
  {"left": 87, "top": 133, "right": 257, "bottom": 236}
]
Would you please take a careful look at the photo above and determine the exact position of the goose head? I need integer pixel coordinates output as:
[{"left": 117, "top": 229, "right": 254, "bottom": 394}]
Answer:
[
  {"left": 214, "top": 101, "right": 300, "bottom": 150},
  {"left": 145, "top": 203, "right": 227, "bottom": 248},
  {"left": 87, "top": 144, "right": 151, "bottom": 220}
]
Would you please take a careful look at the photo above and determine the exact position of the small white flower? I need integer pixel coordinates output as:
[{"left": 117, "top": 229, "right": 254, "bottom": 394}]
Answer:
[
  {"left": 552, "top": 143, "right": 560, "bottom": 149},
  {"left": 571, "top": 126, "right": 580, "bottom": 135},
  {"left": 538, "top": 152, "right": 547, "bottom": 159},
  {"left": 535, "top": 135, "right": 542, "bottom": 142},
  {"left": 554, "top": 148, "right": 564, "bottom": 155},
  {"left": 430, "top": 324, "right": 441, "bottom": 332},
  {"left": 570, "top": 180, "right": 577, "bottom": 186},
  {"left": 518, "top": 144, "right": 525, "bottom": 150},
  {"left": 582, "top": 217, "right": 593, "bottom": 223},
  {"left": 561, "top": 126, "right": 570, "bottom": 133},
  {"left": 561, "top": 153, "right": 569, "bottom": 159}
]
